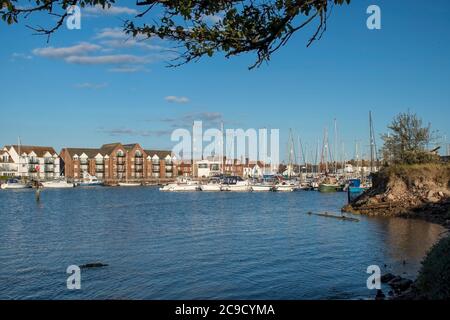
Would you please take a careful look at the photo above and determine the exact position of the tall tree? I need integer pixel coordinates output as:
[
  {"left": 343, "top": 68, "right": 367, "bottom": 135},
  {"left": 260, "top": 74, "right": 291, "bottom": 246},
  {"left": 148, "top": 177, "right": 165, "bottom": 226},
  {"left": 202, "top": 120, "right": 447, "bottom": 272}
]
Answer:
[
  {"left": 1, "top": 0, "right": 351, "bottom": 68},
  {"left": 381, "top": 111, "right": 438, "bottom": 164}
]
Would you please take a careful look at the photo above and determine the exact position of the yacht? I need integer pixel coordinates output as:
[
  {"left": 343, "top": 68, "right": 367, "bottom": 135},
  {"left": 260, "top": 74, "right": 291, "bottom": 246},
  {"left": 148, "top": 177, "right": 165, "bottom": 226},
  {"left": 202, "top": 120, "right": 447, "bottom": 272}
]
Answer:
[
  {"left": 79, "top": 172, "right": 103, "bottom": 187},
  {"left": 118, "top": 182, "right": 142, "bottom": 187},
  {"left": 250, "top": 184, "right": 273, "bottom": 192},
  {"left": 160, "top": 177, "right": 200, "bottom": 192},
  {"left": 249, "top": 178, "right": 274, "bottom": 192},
  {"left": 0, "top": 179, "right": 30, "bottom": 190},
  {"left": 221, "top": 176, "right": 250, "bottom": 192},
  {"left": 274, "top": 181, "right": 296, "bottom": 192},
  {"left": 200, "top": 178, "right": 222, "bottom": 191},
  {"left": 41, "top": 179, "right": 75, "bottom": 188}
]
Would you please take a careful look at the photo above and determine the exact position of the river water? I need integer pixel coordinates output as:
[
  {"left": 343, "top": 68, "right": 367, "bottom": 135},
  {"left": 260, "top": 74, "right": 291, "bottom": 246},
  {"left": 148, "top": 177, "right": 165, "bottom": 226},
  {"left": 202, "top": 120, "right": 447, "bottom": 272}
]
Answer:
[{"left": 0, "top": 187, "right": 445, "bottom": 299}]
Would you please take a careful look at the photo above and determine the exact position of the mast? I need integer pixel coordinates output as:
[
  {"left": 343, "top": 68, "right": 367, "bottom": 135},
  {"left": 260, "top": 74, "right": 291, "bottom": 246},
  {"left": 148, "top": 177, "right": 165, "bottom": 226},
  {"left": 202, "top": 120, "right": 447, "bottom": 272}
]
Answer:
[
  {"left": 334, "top": 118, "right": 338, "bottom": 175},
  {"left": 221, "top": 121, "right": 224, "bottom": 175},
  {"left": 321, "top": 127, "right": 330, "bottom": 174},
  {"left": 191, "top": 122, "right": 194, "bottom": 178},
  {"left": 369, "top": 111, "right": 378, "bottom": 173},
  {"left": 18, "top": 136, "right": 21, "bottom": 178},
  {"left": 315, "top": 138, "right": 320, "bottom": 176},
  {"left": 287, "top": 129, "right": 296, "bottom": 178}
]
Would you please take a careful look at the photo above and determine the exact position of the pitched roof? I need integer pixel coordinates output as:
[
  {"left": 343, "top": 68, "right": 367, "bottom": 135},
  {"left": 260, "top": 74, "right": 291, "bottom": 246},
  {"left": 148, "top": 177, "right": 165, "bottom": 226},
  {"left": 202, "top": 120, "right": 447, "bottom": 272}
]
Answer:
[
  {"left": 122, "top": 143, "right": 140, "bottom": 152},
  {"left": 63, "top": 148, "right": 102, "bottom": 158},
  {"left": 7, "top": 145, "right": 57, "bottom": 157},
  {"left": 99, "top": 143, "right": 123, "bottom": 155},
  {"left": 144, "top": 149, "right": 172, "bottom": 159}
]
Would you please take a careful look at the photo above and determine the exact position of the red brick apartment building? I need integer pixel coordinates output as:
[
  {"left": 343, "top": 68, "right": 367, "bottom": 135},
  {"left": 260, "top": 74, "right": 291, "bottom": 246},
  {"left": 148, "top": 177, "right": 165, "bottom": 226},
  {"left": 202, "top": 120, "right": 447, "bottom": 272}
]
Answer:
[{"left": 60, "top": 142, "right": 176, "bottom": 184}]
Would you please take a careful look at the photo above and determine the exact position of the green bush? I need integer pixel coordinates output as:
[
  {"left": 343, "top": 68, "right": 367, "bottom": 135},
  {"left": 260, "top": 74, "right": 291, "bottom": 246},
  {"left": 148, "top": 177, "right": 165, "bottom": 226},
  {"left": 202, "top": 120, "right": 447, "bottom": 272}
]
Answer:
[{"left": 416, "top": 235, "right": 450, "bottom": 299}]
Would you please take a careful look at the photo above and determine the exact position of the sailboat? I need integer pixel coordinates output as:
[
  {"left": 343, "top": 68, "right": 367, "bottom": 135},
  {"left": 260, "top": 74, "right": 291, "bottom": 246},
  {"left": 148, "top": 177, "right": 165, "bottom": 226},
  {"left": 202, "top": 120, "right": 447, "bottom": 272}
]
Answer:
[{"left": 1, "top": 179, "right": 30, "bottom": 190}]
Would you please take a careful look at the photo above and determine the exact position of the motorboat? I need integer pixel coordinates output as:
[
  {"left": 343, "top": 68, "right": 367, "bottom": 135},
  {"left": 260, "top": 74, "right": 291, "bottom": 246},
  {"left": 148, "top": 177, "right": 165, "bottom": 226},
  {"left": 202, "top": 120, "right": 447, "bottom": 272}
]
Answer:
[
  {"left": 79, "top": 172, "right": 103, "bottom": 187},
  {"left": 41, "top": 179, "right": 75, "bottom": 188},
  {"left": 0, "top": 179, "right": 30, "bottom": 190},
  {"left": 200, "top": 178, "right": 222, "bottom": 191},
  {"left": 118, "top": 182, "right": 142, "bottom": 187},
  {"left": 250, "top": 184, "right": 273, "bottom": 192},
  {"left": 159, "top": 177, "right": 200, "bottom": 192},
  {"left": 274, "top": 182, "right": 295, "bottom": 192},
  {"left": 221, "top": 176, "right": 251, "bottom": 192}
]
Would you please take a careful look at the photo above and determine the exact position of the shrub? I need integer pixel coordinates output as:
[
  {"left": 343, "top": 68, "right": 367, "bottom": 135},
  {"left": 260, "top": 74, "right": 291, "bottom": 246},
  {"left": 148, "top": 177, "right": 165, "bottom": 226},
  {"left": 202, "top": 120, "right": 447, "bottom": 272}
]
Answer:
[{"left": 416, "top": 235, "right": 450, "bottom": 299}]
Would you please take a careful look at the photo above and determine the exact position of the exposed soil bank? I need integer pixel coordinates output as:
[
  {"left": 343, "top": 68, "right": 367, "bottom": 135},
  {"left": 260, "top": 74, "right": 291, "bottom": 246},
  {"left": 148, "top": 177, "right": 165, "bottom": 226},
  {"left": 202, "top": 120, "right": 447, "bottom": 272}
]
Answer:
[
  {"left": 342, "top": 164, "right": 450, "bottom": 300},
  {"left": 343, "top": 164, "right": 450, "bottom": 227}
]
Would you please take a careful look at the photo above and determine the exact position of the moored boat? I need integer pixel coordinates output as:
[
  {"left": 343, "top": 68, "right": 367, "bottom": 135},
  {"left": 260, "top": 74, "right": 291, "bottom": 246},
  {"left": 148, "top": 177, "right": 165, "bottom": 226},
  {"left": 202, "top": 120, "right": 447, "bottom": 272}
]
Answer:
[
  {"left": 200, "top": 179, "right": 222, "bottom": 191},
  {"left": 0, "top": 179, "right": 30, "bottom": 190},
  {"left": 318, "top": 183, "right": 340, "bottom": 193},
  {"left": 274, "top": 183, "right": 295, "bottom": 192},
  {"left": 347, "top": 179, "right": 368, "bottom": 202},
  {"left": 159, "top": 177, "right": 200, "bottom": 192},
  {"left": 41, "top": 179, "right": 75, "bottom": 188},
  {"left": 118, "top": 182, "right": 142, "bottom": 187},
  {"left": 79, "top": 173, "right": 103, "bottom": 187},
  {"left": 250, "top": 184, "right": 273, "bottom": 192},
  {"left": 221, "top": 176, "right": 250, "bottom": 192}
]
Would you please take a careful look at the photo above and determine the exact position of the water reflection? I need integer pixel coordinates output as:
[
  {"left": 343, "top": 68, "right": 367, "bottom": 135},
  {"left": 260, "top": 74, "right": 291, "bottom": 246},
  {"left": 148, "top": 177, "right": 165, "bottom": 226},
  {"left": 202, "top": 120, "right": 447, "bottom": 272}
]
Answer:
[
  {"left": 370, "top": 217, "right": 446, "bottom": 276},
  {"left": 0, "top": 188, "right": 446, "bottom": 299}
]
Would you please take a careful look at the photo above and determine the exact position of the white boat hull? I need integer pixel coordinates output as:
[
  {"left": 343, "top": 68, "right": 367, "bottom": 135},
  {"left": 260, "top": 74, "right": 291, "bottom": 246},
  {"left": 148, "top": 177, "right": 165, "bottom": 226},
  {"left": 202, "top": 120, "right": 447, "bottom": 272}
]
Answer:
[
  {"left": 1, "top": 183, "right": 29, "bottom": 189},
  {"left": 251, "top": 185, "right": 273, "bottom": 192},
  {"left": 275, "top": 185, "right": 295, "bottom": 192},
  {"left": 159, "top": 184, "right": 200, "bottom": 192},
  {"left": 200, "top": 184, "right": 222, "bottom": 191},
  {"left": 79, "top": 182, "right": 103, "bottom": 187},
  {"left": 42, "top": 181, "right": 74, "bottom": 188},
  {"left": 118, "top": 183, "right": 141, "bottom": 187},
  {"left": 222, "top": 185, "right": 251, "bottom": 192}
]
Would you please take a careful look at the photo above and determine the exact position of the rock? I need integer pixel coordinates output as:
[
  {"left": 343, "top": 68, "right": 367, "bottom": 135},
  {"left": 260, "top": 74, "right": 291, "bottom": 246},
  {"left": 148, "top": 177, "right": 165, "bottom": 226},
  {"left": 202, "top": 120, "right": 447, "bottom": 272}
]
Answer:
[
  {"left": 381, "top": 273, "right": 396, "bottom": 283},
  {"left": 375, "top": 289, "right": 386, "bottom": 300},
  {"left": 386, "top": 194, "right": 395, "bottom": 201},
  {"left": 389, "top": 278, "right": 413, "bottom": 292},
  {"left": 80, "top": 262, "right": 109, "bottom": 269}
]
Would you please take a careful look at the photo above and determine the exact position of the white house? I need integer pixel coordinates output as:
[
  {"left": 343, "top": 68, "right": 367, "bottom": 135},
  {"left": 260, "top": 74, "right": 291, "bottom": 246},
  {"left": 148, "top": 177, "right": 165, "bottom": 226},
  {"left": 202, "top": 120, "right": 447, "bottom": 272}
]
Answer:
[
  {"left": 195, "top": 159, "right": 221, "bottom": 178},
  {"left": 0, "top": 148, "right": 17, "bottom": 176},
  {"left": 243, "top": 162, "right": 265, "bottom": 178},
  {"left": 2, "top": 145, "right": 61, "bottom": 180}
]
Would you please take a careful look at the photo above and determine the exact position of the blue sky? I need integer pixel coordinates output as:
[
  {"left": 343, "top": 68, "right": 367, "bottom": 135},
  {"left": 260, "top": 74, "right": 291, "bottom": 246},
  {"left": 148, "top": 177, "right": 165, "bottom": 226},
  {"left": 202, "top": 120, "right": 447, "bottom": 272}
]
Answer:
[{"left": 1, "top": 0, "right": 449, "bottom": 161}]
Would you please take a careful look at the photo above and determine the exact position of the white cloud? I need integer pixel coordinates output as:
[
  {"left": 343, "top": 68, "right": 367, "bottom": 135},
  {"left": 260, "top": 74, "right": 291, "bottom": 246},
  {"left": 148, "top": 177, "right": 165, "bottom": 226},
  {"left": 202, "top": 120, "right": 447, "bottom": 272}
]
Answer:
[
  {"left": 165, "top": 96, "right": 190, "bottom": 104},
  {"left": 75, "top": 82, "right": 108, "bottom": 89},
  {"left": 11, "top": 52, "right": 33, "bottom": 60},
  {"left": 84, "top": 5, "right": 138, "bottom": 16},
  {"left": 64, "top": 54, "right": 149, "bottom": 65},
  {"left": 100, "top": 39, "right": 165, "bottom": 51},
  {"left": 108, "top": 66, "right": 149, "bottom": 73},
  {"left": 94, "top": 27, "right": 128, "bottom": 40},
  {"left": 33, "top": 42, "right": 101, "bottom": 58}
]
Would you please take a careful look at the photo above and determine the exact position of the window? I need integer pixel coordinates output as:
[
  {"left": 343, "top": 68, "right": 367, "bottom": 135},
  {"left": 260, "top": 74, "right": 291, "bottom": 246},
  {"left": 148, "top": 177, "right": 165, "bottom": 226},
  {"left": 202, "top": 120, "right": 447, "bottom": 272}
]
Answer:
[{"left": 198, "top": 164, "right": 208, "bottom": 169}]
